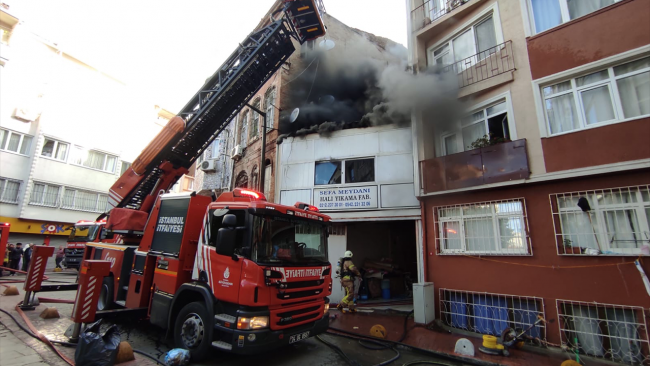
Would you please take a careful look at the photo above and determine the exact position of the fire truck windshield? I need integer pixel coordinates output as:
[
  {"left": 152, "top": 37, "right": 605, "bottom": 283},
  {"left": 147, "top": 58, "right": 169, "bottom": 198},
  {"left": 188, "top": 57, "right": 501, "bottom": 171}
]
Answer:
[
  {"left": 251, "top": 216, "right": 328, "bottom": 266},
  {"left": 68, "top": 225, "right": 100, "bottom": 242}
]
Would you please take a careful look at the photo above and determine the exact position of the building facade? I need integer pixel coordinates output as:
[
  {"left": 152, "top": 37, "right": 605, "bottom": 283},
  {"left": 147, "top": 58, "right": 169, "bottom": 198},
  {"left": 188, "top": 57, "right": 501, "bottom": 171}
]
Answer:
[
  {"left": 408, "top": 0, "right": 650, "bottom": 362},
  {"left": 0, "top": 5, "right": 160, "bottom": 247}
]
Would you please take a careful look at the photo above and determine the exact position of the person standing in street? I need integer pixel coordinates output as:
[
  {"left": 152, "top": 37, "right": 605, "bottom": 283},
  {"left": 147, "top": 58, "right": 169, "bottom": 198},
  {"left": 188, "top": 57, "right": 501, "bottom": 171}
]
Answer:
[
  {"left": 337, "top": 250, "right": 361, "bottom": 313},
  {"left": 55, "top": 245, "right": 65, "bottom": 269},
  {"left": 1, "top": 243, "right": 10, "bottom": 277},
  {"left": 9, "top": 243, "right": 23, "bottom": 276},
  {"left": 22, "top": 243, "right": 33, "bottom": 272}
]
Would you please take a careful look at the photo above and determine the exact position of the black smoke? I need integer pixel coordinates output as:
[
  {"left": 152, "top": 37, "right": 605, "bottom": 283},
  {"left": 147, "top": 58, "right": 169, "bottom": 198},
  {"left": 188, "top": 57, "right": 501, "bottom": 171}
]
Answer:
[{"left": 278, "top": 34, "right": 459, "bottom": 143}]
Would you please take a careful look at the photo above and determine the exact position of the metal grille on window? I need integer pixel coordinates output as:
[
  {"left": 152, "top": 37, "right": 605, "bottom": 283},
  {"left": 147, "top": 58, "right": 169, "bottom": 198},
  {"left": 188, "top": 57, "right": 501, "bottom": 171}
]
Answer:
[
  {"left": 551, "top": 185, "right": 650, "bottom": 255},
  {"left": 435, "top": 199, "right": 531, "bottom": 255},
  {"left": 0, "top": 178, "right": 20, "bottom": 204},
  {"left": 556, "top": 300, "right": 649, "bottom": 364},
  {"left": 61, "top": 188, "right": 109, "bottom": 213},
  {"left": 328, "top": 224, "right": 346, "bottom": 236},
  {"left": 439, "top": 289, "right": 546, "bottom": 344},
  {"left": 28, "top": 183, "right": 60, "bottom": 207}
]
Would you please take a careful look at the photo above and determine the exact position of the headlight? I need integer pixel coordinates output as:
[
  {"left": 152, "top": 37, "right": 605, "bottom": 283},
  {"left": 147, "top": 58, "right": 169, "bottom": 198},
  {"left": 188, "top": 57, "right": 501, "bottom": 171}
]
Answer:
[
  {"left": 237, "top": 316, "right": 269, "bottom": 330},
  {"left": 324, "top": 303, "right": 330, "bottom": 314}
]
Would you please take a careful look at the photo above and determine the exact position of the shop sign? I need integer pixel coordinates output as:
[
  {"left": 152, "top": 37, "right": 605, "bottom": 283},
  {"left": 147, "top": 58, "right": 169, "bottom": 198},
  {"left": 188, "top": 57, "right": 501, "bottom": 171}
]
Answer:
[
  {"left": 0, "top": 217, "right": 72, "bottom": 236},
  {"left": 313, "top": 185, "right": 378, "bottom": 211}
]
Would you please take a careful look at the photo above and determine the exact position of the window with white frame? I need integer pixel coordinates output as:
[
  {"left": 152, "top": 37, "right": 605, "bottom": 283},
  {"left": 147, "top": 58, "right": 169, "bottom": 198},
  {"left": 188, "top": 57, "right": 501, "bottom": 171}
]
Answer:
[
  {"left": 0, "top": 178, "right": 20, "bottom": 204},
  {"left": 436, "top": 199, "right": 530, "bottom": 255},
  {"left": 529, "top": 0, "right": 621, "bottom": 34},
  {"left": 265, "top": 87, "right": 276, "bottom": 129},
  {"left": 61, "top": 188, "right": 108, "bottom": 213},
  {"left": 29, "top": 182, "right": 60, "bottom": 207},
  {"left": 442, "top": 100, "right": 511, "bottom": 155},
  {"left": 72, "top": 147, "right": 117, "bottom": 173},
  {"left": 41, "top": 138, "right": 69, "bottom": 161},
  {"left": 431, "top": 15, "right": 498, "bottom": 66},
  {"left": 556, "top": 300, "right": 649, "bottom": 364},
  {"left": 211, "top": 138, "right": 221, "bottom": 159},
  {"left": 120, "top": 161, "right": 132, "bottom": 176},
  {"left": 0, "top": 128, "right": 33, "bottom": 155},
  {"left": 551, "top": 185, "right": 650, "bottom": 255},
  {"left": 314, "top": 158, "right": 375, "bottom": 186},
  {"left": 542, "top": 56, "right": 650, "bottom": 135}
]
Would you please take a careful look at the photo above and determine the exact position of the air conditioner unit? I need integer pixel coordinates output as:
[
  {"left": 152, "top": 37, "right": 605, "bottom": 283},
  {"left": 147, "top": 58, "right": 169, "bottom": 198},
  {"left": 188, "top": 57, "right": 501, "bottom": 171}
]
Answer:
[
  {"left": 231, "top": 145, "right": 243, "bottom": 160},
  {"left": 12, "top": 106, "right": 39, "bottom": 123},
  {"left": 200, "top": 159, "right": 216, "bottom": 172}
]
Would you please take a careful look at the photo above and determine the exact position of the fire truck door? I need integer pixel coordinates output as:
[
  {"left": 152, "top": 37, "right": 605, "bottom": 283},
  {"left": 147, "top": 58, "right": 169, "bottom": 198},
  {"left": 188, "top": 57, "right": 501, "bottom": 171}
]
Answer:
[{"left": 206, "top": 246, "right": 242, "bottom": 304}]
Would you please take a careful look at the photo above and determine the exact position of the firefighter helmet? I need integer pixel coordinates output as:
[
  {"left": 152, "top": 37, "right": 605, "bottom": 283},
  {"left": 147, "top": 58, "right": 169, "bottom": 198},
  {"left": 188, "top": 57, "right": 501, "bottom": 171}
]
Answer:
[{"left": 344, "top": 250, "right": 353, "bottom": 258}]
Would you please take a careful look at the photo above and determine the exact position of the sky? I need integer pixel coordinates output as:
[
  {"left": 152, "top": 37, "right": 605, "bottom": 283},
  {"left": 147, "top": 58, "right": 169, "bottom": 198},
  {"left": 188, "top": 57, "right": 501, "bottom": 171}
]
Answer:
[{"left": 11, "top": 0, "right": 408, "bottom": 114}]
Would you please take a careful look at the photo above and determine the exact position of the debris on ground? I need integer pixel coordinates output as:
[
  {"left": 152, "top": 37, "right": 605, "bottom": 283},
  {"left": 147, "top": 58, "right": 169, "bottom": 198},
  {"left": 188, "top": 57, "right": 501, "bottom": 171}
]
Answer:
[
  {"left": 75, "top": 320, "right": 121, "bottom": 366},
  {"left": 164, "top": 348, "right": 190, "bottom": 366}
]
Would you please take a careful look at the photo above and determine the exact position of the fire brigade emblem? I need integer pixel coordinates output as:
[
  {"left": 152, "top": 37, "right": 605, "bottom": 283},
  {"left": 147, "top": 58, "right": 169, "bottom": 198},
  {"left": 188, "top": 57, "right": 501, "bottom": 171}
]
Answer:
[{"left": 224, "top": 267, "right": 230, "bottom": 279}]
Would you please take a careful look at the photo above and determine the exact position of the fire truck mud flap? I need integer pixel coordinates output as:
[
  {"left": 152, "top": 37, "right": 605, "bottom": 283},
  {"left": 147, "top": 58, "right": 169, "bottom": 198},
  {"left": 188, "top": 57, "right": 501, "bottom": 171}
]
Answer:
[{"left": 212, "top": 315, "right": 329, "bottom": 354}]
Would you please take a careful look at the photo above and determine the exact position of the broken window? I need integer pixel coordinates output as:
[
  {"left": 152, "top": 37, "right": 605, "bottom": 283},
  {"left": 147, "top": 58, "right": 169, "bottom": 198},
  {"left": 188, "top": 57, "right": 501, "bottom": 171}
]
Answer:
[{"left": 345, "top": 158, "right": 374, "bottom": 183}]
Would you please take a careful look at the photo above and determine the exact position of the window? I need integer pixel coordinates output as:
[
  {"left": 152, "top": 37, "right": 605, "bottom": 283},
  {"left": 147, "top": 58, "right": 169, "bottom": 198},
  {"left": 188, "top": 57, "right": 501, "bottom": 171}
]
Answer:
[
  {"left": 542, "top": 56, "right": 650, "bottom": 135},
  {"left": 250, "top": 99, "right": 260, "bottom": 140},
  {"left": 240, "top": 111, "right": 249, "bottom": 147},
  {"left": 557, "top": 300, "right": 649, "bottom": 364},
  {"left": 442, "top": 100, "right": 511, "bottom": 155},
  {"left": 436, "top": 199, "right": 530, "bottom": 255},
  {"left": 41, "top": 138, "right": 69, "bottom": 161},
  {"left": 120, "top": 161, "right": 132, "bottom": 176},
  {"left": 529, "top": 0, "right": 620, "bottom": 34},
  {"left": 551, "top": 185, "right": 650, "bottom": 255},
  {"left": 314, "top": 158, "right": 376, "bottom": 186},
  {"left": 440, "top": 288, "right": 546, "bottom": 342},
  {"left": 72, "top": 147, "right": 117, "bottom": 173},
  {"left": 211, "top": 139, "right": 220, "bottom": 159},
  {"left": 0, "top": 178, "right": 20, "bottom": 204},
  {"left": 344, "top": 158, "right": 374, "bottom": 183},
  {"left": 29, "top": 182, "right": 60, "bottom": 207},
  {"left": 61, "top": 188, "right": 109, "bottom": 213},
  {"left": 265, "top": 88, "right": 276, "bottom": 129},
  {"left": 432, "top": 16, "right": 497, "bottom": 66},
  {"left": 0, "top": 129, "right": 33, "bottom": 155}
]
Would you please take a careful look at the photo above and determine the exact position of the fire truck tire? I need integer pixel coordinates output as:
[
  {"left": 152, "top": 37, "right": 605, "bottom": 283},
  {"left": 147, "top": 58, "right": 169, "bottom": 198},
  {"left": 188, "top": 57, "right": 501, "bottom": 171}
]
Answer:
[
  {"left": 97, "top": 277, "right": 114, "bottom": 311},
  {"left": 174, "top": 301, "right": 212, "bottom": 361}
]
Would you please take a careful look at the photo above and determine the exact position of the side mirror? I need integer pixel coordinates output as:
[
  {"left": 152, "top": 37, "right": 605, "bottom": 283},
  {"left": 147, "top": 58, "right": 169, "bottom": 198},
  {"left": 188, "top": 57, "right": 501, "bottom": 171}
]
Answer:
[
  {"left": 100, "top": 229, "right": 114, "bottom": 240},
  {"left": 216, "top": 214, "right": 237, "bottom": 256}
]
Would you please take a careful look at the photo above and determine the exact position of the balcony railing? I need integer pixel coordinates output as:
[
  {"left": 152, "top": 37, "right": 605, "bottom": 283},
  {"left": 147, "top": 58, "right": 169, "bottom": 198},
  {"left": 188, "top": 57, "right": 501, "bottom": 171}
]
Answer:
[
  {"left": 420, "top": 139, "right": 529, "bottom": 194},
  {"left": 441, "top": 41, "right": 515, "bottom": 89},
  {"left": 411, "top": 0, "right": 471, "bottom": 32}
]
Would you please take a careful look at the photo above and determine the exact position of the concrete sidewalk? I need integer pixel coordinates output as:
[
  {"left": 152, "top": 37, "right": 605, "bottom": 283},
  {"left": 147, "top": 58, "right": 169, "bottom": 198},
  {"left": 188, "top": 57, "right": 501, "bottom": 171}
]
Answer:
[{"left": 0, "top": 322, "right": 49, "bottom": 366}]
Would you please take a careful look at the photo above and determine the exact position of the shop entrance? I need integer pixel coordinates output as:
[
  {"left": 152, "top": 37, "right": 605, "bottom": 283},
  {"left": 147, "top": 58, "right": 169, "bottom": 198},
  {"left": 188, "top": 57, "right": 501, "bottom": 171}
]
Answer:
[{"left": 328, "top": 220, "right": 418, "bottom": 305}]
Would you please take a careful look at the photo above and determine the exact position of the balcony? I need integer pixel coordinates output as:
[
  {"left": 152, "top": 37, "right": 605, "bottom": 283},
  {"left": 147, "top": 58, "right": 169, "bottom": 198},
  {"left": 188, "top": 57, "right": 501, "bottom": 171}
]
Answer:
[
  {"left": 420, "top": 139, "right": 529, "bottom": 194},
  {"left": 441, "top": 41, "right": 515, "bottom": 92},
  {"left": 411, "top": 0, "right": 473, "bottom": 33}
]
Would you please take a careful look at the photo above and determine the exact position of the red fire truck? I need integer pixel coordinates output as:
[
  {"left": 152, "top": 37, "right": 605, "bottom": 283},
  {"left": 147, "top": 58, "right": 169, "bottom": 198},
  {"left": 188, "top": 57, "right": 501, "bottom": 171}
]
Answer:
[
  {"left": 79, "top": 1, "right": 330, "bottom": 360},
  {"left": 64, "top": 219, "right": 122, "bottom": 270}
]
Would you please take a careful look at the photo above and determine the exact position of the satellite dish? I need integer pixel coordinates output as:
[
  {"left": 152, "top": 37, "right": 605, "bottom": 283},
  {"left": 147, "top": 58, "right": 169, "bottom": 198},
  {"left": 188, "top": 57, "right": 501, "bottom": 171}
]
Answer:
[
  {"left": 319, "top": 39, "right": 335, "bottom": 51},
  {"left": 290, "top": 108, "right": 300, "bottom": 123},
  {"left": 319, "top": 95, "right": 335, "bottom": 105}
]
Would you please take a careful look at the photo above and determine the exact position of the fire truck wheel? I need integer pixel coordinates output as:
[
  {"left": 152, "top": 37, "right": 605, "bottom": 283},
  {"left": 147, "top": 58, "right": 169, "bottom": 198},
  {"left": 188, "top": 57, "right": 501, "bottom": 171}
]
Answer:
[
  {"left": 97, "top": 277, "right": 114, "bottom": 311},
  {"left": 174, "top": 301, "right": 212, "bottom": 361}
]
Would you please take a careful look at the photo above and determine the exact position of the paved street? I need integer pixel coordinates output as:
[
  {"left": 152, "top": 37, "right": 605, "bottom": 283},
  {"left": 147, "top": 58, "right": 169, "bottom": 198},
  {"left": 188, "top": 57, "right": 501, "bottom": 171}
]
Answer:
[{"left": 0, "top": 271, "right": 467, "bottom": 366}]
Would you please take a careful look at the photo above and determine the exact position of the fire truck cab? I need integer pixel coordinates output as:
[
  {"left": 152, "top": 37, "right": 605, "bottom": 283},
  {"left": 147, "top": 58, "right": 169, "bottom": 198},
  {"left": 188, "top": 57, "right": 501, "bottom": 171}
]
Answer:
[
  {"left": 85, "top": 188, "right": 331, "bottom": 358},
  {"left": 65, "top": 219, "right": 120, "bottom": 270}
]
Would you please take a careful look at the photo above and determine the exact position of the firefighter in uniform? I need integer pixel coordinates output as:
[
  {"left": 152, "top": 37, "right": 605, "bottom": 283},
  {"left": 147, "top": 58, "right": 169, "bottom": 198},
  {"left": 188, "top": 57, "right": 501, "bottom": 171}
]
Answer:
[{"left": 337, "top": 250, "right": 361, "bottom": 312}]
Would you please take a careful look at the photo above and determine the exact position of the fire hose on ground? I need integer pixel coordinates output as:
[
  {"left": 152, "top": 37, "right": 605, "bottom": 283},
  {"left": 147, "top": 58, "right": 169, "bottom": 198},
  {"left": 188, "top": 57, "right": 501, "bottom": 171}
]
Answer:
[{"left": 0, "top": 273, "right": 162, "bottom": 365}]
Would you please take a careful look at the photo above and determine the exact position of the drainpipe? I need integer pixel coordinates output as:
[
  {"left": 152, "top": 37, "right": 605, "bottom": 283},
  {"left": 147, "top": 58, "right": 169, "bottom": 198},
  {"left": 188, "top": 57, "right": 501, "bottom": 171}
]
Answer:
[
  {"left": 246, "top": 103, "right": 267, "bottom": 192},
  {"left": 420, "top": 199, "right": 429, "bottom": 283}
]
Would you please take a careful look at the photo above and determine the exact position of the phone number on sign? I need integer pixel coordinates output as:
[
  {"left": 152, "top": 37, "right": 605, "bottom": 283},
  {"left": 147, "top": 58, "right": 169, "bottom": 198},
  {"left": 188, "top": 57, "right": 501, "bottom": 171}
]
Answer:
[{"left": 318, "top": 202, "right": 372, "bottom": 208}]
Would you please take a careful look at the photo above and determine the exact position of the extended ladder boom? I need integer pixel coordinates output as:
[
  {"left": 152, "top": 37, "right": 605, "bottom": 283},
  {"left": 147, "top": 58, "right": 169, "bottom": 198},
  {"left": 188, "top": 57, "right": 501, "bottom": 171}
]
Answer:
[{"left": 106, "top": 0, "right": 326, "bottom": 215}]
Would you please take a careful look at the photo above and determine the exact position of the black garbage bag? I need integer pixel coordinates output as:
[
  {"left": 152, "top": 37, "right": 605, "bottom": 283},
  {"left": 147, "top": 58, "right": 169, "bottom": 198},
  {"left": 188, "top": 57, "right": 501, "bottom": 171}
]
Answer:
[{"left": 74, "top": 320, "right": 121, "bottom": 366}]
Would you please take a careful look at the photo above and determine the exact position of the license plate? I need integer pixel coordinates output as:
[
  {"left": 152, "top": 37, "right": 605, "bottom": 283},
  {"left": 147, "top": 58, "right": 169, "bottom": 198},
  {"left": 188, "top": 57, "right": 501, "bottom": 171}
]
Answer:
[
  {"left": 289, "top": 331, "right": 310, "bottom": 344},
  {"left": 67, "top": 258, "right": 78, "bottom": 262}
]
